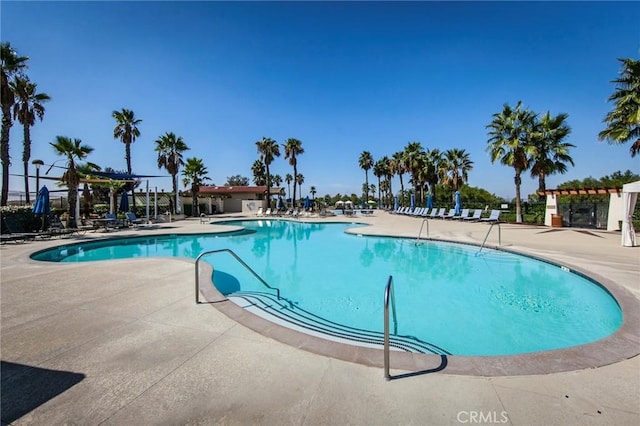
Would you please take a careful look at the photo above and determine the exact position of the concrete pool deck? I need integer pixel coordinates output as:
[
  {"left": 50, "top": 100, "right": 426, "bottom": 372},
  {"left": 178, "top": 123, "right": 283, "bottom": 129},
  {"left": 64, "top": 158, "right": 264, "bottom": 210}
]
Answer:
[{"left": 1, "top": 212, "right": 639, "bottom": 425}]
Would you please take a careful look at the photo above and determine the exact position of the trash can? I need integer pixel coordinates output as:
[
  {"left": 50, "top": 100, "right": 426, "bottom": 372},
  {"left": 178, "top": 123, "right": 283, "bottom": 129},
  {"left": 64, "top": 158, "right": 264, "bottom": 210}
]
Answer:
[{"left": 551, "top": 214, "right": 563, "bottom": 228}]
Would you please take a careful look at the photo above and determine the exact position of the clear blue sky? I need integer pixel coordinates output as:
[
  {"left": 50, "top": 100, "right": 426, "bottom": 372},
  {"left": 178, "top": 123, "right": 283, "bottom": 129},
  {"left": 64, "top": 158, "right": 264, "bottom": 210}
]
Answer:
[{"left": 2, "top": 1, "right": 639, "bottom": 200}]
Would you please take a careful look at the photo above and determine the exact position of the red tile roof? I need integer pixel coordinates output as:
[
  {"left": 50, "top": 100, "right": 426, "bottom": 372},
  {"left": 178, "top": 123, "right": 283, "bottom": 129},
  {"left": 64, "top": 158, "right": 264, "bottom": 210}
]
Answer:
[{"left": 199, "top": 186, "right": 267, "bottom": 195}]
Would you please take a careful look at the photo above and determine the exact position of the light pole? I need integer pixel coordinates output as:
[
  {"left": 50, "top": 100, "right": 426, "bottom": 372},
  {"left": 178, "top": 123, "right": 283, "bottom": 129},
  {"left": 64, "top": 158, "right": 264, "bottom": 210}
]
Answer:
[{"left": 32, "top": 159, "right": 44, "bottom": 197}]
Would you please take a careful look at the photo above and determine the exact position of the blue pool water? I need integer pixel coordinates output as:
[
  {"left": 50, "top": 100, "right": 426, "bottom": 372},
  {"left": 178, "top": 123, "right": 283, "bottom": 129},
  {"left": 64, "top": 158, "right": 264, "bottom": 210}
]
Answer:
[{"left": 31, "top": 220, "right": 622, "bottom": 356}]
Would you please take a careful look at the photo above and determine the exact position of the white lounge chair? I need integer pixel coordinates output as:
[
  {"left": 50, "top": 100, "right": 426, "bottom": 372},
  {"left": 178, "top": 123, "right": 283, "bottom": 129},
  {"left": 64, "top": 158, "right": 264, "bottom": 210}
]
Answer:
[
  {"left": 453, "top": 208, "right": 470, "bottom": 220},
  {"left": 463, "top": 209, "right": 482, "bottom": 221},
  {"left": 256, "top": 207, "right": 264, "bottom": 216},
  {"left": 481, "top": 209, "right": 501, "bottom": 223}
]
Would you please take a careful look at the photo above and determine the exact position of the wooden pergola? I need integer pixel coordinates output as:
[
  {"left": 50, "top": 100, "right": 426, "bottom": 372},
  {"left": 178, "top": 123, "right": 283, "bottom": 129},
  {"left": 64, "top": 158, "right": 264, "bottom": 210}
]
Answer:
[{"left": 537, "top": 187, "right": 622, "bottom": 196}]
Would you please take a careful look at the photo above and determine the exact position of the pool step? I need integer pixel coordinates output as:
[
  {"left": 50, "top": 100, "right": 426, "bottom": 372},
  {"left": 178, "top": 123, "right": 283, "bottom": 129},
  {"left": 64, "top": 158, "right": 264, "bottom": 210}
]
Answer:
[{"left": 228, "top": 290, "right": 449, "bottom": 355}]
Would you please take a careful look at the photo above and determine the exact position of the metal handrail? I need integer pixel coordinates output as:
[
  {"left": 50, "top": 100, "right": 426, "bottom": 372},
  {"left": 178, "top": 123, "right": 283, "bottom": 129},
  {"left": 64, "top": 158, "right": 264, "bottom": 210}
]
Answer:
[
  {"left": 478, "top": 222, "right": 501, "bottom": 254},
  {"left": 195, "top": 248, "right": 280, "bottom": 304},
  {"left": 384, "top": 275, "right": 398, "bottom": 381},
  {"left": 416, "top": 218, "right": 430, "bottom": 244}
]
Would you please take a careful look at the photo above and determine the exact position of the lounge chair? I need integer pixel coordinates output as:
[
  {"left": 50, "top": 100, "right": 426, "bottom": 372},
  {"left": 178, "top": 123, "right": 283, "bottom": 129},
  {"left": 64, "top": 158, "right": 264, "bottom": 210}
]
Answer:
[
  {"left": 453, "top": 208, "right": 470, "bottom": 220},
  {"left": 442, "top": 209, "right": 457, "bottom": 219},
  {"left": 480, "top": 209, "right": 501, "bottom": 223},
  {"left": 264, "top": 208, "right": 272, "bottom": 216},
  {"left": 463, "top": 209, "right": 482, "bottom": 221},
  {"left": 420, "top": 208, "right": 432, "bottom": 217},
  {"left": 433, "top": 208, "right": 447, "bottom": 219},
  {"left": 2, "top": 216, "right": 49, "bottom": 240},
  {"left": 126, "top": 212, "right": 144, "bottom": 227},
  {"left": 256, "top": 207, "right": 264, "bottom": 217},
  {"left": 428, "top": 208, "right": 441, "bottom": 219}
]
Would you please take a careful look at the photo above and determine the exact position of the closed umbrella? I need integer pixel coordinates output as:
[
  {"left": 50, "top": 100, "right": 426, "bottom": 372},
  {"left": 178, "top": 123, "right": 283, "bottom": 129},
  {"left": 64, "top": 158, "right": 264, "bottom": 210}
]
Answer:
[
  {"left": 426, "top": 193, "right": 433, "bottom": 209},
  {"left": 303, "top": 196, "right": 310, "bottom": 210},
  {"left": 32, "top": 185, "right": 50, "bottom": 231},
  {"left": 410, "top": 194, "right": 415, "bottom": 210},
  {"left": 454, "top": 190, "right": 461, "bottom": 215},
  {"left": 277, "top": 196, "right": 284, "bottom": 210},
  {"left": 394, "top": 196, "right": 398, "bottom": 211},
  {"left": 119, "top": 191, "right": 130, "bottom": 212}
]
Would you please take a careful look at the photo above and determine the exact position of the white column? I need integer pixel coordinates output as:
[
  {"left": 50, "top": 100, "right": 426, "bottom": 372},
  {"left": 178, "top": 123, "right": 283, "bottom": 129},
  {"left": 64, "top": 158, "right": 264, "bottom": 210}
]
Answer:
[{"left": 544, "top": 194, "right": 558, "bottom": 227}]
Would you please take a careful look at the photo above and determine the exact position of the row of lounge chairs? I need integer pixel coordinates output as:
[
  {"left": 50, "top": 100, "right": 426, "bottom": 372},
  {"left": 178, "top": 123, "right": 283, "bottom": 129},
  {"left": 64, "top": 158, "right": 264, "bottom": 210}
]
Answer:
[
  {"left": 256, "top": 207, "right": 307, "bottom": 218},
  {"left": 391, "top": 207, "right": 501, "bottom": 222},
  {"left": 1, "top": 216, "right": 89, "bottom": 243}
]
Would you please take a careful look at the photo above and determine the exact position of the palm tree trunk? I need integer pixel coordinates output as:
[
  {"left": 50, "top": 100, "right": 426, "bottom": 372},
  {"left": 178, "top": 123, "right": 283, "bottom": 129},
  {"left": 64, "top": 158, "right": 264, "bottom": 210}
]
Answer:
[
  {"left": 1, "top": 103, "right": 12, "bottom": 206},
  {"left": 538, "top": 173, "right": 547, "bottom": 203},
  {"left": 172, "top": 173, "right": 178, "bottom": 214},
  {"left": 68, "top": 186, "right": 78, "bottom": 228},
  {"left": 22, "top": 124, "right": 31, "bottom": 203},
  {"left": 399, "top": 175, "right": 405, "bottom": 206},
  {"left": 292, "top": 164, "right": 297, "bottom": 208},
  {"left": 514, "top": 171, "right": 522, "bottom": 223}
]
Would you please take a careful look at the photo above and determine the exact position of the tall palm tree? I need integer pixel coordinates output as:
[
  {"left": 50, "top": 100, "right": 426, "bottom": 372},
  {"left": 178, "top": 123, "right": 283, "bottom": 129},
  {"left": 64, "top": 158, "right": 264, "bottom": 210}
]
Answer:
[
  {"left": 296, "top": 173, "right": 304, "bottom": 203},
  {"left": 284, "top": 138, "right": 304, "bottom": 208},
  {"left": 442, "top": 148, "right": 473, "bottom": 192},
  {"left": 486, "top": 101, "right": 537, "bottom": 222},
  {"left": 11, "top": 76, "right": 50, "bottom": 203},
  {"left": 181, "top": 157, "right": 210, "bottom": 217},
  {"left": 358, "top": 151, "right": 373, "bottom": 201},
  {"left": 422, "top": 148, "right": 442, "bottom": 202},
  {"left": 403, "top": 142, "right": 424, "bottom": 203},
  {"left": 113, "top": 108, "right": 142, "bottom": 174},
  {"left": 251, "top": 159, "right": 265, "bottom": 185},
  {"left": 310, "top": 185, "right": 317, "bottom": 201},
  {"left": 50, "top": 136, "right": 94, "bottom": 228},
  {"left": 1, "top": 42, "right": 29, "bottom": 206},
  {"left": 391, "top": 151, "right": 406, "bottom": 205},
  {"left": 598, "top": 58, "right": 640, "bottom": 157},
  {"left": 272, "top": 174, "right": 283, "bottom": 190},
  {"left": 255, "top": 136, "right": 280, "bottom": 202},
  {"left": 285, "top": 173, "right": 293, "bottom": 199},
  {"left": 154, "top": 132, "right": 189, "bottom": 214},
  {"left": 113, "top": 108, "right": 142, "bottom": 206},
  {"left": 373, "top": 157, "right": 388, "bottom": 206},
  {"left": 530, "top": 111, "right": 574, "bottom": 196}
]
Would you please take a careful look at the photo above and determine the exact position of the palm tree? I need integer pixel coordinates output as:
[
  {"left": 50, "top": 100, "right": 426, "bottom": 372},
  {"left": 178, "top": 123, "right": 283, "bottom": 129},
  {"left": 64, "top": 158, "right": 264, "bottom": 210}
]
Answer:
[
  {"left": 1, "top": 42, "right": 29, "bottom": 206},
  {"left": 486, "top": 101, "right": 536, "bottom": 222},
  {"left": 599, "top": 58, "right": 640, "bottom": 157},
  {"left": 272, "top": 174, "right": 283, "bottom": 190},
  {"left": 255, "top": 137, "right": 280, "bottom": 202},
  {"left": 422, "top": 148, "right": 442, "bottom": 202},
  {"left": 181, "top": 157, "right": 210, "bottom": 217},
  {"left": 373, "top": 157, "right": 388, "bottom": 206},
  {"left": 310, "top": 185, "right": 317, "bottom": 201},
  {"left": 251, "top": 159, "right": 265, "bottom": 185},
  {"left": 50, "top": 136, "right": 94, "bottom": 228},
  {"left": 10, "top": 76, "right": 50, "bottom": 203},
  {"left": 284, "top": 138, "right": 304, "bottom": 207},
  {"left": 154, "top": 132, "right": 189, "bottom": 214},
  {"left": 358, "top": 151, "right": 373, "bottom": 201},
  {"left": 296, "top": 173, "right": 304, "bottom": 203},
  {"left": 441, "top": 148, "right": 473, "bottom": 192},
  {"left": 403, "top": 142, "right": 425, "bottom": 203},
  {"left": 113, "top": 108, "right": 142, "bottom": 173},
  {"left": 391, "top": 151, "right": 406, "bottom": 205},
  {"left": 285, "top": 173, "right": 293, "bottom": 200},
  {"left": 530, "top": 111, "right": 574, "bottom": 196}
]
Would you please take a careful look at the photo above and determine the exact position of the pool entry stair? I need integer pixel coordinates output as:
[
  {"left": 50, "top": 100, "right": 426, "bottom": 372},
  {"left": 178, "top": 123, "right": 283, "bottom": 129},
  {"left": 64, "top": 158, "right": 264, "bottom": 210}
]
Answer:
[
  {"left": 228, "top": 290, "right": 446, "bottom": 355},
  {"left": 196, "top": 249, "right": 449, "bottom": 357}
]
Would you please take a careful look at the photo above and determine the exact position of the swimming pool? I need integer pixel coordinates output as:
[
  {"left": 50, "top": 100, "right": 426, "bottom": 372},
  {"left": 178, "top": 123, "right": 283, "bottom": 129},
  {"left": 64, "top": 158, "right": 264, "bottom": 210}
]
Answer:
[{"left": 31, "top": 220, "right": 622, "bottom": 356}]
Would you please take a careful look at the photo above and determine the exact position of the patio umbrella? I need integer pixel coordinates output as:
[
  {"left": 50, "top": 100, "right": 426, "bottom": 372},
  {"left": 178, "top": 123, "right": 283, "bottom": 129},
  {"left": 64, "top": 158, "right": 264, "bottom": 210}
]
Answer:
[
  {"left": 303, "top": 196, "right": 310, "bottom": 209},
  {"left": 454, "top": 190, "right": 461, "bottom": 215},
  {"left": 32, "top": 185, "right": 50, "bottom": 231},
  {"left": 277, "top": 196, "right": 284, "bottom": 210},
  {"left": 394, "top": 196, "right": 398, "bottom": 211},
  {"left": 119, "top": 191, "right": 130, "bottom": 212},
  {"left": 426, "top": 193, "right": 433, "bottom": 209},
  {"left": 410, "top": 194, "right": 415, "bottom": 210}
]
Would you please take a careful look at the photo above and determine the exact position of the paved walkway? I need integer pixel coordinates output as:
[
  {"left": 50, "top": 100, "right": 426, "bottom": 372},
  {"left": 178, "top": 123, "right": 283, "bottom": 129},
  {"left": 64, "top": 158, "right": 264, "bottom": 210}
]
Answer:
[{"left": 1, "top": 213, "right": 639, "bottom": 425}]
